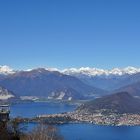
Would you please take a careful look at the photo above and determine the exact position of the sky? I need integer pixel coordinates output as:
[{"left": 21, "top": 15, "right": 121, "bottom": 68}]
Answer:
[{"left": 0, "top": 0, "right": 140, "bottom": 70}]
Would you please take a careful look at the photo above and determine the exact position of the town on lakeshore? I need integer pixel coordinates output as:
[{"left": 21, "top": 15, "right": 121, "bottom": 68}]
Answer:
[{"left": 15, "top": 111, "right": 140, "bottom": 126}]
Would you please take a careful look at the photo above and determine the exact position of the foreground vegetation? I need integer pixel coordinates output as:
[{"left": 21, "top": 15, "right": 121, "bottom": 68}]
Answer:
[{"left": 0, "top": 118, "right": 64, "bottom": 140}]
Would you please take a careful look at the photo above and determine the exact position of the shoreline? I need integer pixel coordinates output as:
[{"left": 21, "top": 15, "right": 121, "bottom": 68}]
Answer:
[{"left": 11, "top": 112, "right": 140, "bottom": 127}]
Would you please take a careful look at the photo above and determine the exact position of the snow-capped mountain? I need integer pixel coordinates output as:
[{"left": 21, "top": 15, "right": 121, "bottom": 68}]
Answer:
[
  {"left": 1, "top": 65, "right": 140, "bottom": 94},
  {"left": 62, "top": 67, "right": 140, "bottom": 77},
  {"left": 1, "top": 65, "right": 140, "bottom": 77},
  {"left": 0, "top": 65, "right": 15, "bottom": 75},
  {"left": 0, "top": 86, "right": 14, "bottom": 100},
  {"left": 0, "top": 68, "right": 106, "bottom": 100},
  {"left": 62, "top": 67, "right": 140, "bottom": 91}
]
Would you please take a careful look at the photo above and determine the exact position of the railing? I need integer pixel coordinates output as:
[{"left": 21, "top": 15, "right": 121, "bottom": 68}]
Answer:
[{"left": 0, "top": 105, "right": 10, "bottom": 114}]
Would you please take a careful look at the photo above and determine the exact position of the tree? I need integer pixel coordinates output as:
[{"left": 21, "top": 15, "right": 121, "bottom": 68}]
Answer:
[
  {"left": 0, "top": 121, "right": 9, "bottom": 140},
  {"left": 21, "top": 124, "right": 64, "bottom": 140},
  {"left": 7, "top": 117, "right": 27, "bottom": 140}
]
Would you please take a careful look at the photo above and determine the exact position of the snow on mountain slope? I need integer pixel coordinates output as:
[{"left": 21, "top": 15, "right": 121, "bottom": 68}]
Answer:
[
  {"left": 0, "top": 65, "right": 15, "bottom": 75},
  {"left": 1, "top": 65, "right": 140, "bottom": 94},
  {"left": 62, "top": 67, "right": 140, "bottom": 77},
  {"left": 0, "top": 86, "right": 14, "bottom": 100},
  {"left": 1, "top": 65, "right": 140, "bottom": 77}
]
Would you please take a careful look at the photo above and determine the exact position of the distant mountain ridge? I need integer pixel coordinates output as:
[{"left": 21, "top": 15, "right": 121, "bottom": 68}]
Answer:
[
  {"left": 77, "top": 72, "right": 140, "bottom": 91},
  {"left": 0, "top": 68, "right": 105, "bottom": 100},
  {"left": 114, "top": 80, "right": 140, "bottom": 97},
  {"left": 1, "top": 65, "right": 140, "bottom": 76},
  {"left": 0, "top": 65, "right": 15, "bottom": 75},
  {"left": 2, "top": 65, "right": 140, "bottom": 99},
  {"left": 77, "top": 92, "right": 140, "bottom": 114},
  {"left": 62, "top": 67, "right": 140, "bottom": 77}
]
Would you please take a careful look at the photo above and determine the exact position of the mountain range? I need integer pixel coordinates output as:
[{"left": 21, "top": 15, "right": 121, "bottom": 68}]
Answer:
[
  {"left": 1, "top": 66, "right": 140, "bottom": 76},
  {"left": 115, "top": 79, "right": 140, "bottom": 97},
  {"left": 62, "top": 67, "right": 140, "bottom": 91},
  {"left": 62, "top": 67, "right": 140, "bottom": 77},
  {"left": 0, "top": 67, "right": 105, "bottom": 100},
  {"left": 1, "top": 65, "right": 140, "bottom": 100}
]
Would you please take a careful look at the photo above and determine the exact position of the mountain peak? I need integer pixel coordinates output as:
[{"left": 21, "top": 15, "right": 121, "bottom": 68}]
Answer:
[
  {"left": 62, "top": 67, "right": 140, "bottom": 77},
  {"left": 0, "top": 65, "right": 15, "bottom": 75},
  {"left": 1, "top": 65, "right": 140, "bottom": 77}
]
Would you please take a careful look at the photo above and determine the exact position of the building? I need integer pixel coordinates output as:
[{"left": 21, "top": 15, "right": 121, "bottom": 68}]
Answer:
[{"left": 0, "top": 105, "right": 10, "bottom": 122}]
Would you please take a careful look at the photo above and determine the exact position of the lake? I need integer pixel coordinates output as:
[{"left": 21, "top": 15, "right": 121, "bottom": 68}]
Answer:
[
  {"left": 10, "top": 102, "right": 140, "bottom": 140},
  {"left": 10, "top": 102, "right": 76, "bottom": 118}
]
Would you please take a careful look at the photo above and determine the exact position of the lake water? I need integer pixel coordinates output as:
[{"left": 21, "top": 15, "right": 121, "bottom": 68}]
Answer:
[
  {"left": 10, "top": 102, "right": 76, "bottom": 118},
  {"left": 10, "top": 102, "right": 140, "bottom": 140}
]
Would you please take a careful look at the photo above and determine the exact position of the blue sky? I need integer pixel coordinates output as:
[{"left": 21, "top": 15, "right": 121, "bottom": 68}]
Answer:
[{"left": 0, "top": 0, "right": 140, "bottom": 70}]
